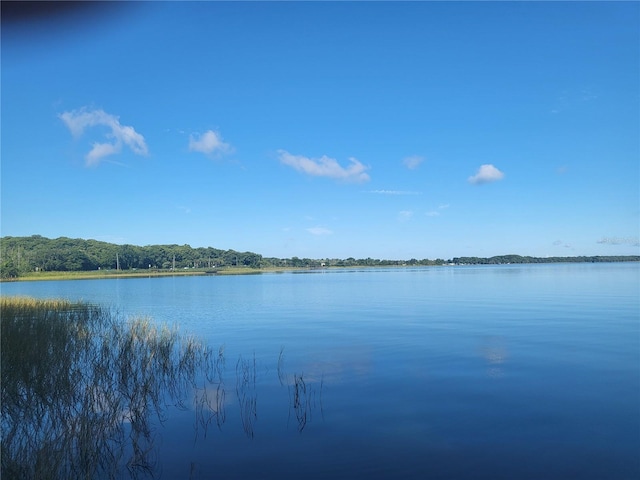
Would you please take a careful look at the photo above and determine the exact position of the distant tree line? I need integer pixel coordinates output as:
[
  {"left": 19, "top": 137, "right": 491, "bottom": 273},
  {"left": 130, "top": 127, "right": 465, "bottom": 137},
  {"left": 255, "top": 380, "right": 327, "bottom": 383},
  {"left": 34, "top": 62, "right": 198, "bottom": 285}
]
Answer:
[
  {"left": 0, "top": 235, "right": 263, "bottom": 278},
  {"left": 450, "top": 255, "right": 640, "bottom": 265},
  {"left": 0, "top": 235, "right": 638, "bottom": 279}
]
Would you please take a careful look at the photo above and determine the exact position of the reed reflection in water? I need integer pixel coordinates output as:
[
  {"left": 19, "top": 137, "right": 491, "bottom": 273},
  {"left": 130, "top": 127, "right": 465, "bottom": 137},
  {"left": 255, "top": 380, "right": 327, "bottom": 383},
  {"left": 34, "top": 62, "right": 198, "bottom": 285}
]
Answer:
[
  {"left": 235, "top": 354, "right": 257, "bottom": 438},
  {"left": 278, "top": 347, "right": 323, "bottom": 433},
  {"left": 1, "top": 297, "right": 325, "bottom": 479},
  {"left": 0, "top": 297, "right": 225, "bottom": 479}
]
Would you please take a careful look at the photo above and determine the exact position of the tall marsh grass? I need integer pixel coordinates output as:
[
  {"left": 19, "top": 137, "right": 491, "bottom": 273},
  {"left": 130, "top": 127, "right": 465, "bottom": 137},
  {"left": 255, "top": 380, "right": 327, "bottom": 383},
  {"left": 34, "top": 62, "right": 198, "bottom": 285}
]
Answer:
[{"left": 1, "top": 297, "right": 223, "bottom": 479}]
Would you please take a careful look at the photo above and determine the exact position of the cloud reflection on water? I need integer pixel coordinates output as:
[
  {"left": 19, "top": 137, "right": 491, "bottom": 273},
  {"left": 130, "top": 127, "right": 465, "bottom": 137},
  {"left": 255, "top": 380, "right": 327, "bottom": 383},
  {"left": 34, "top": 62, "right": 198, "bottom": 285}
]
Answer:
[{"left": 479, "top": 336, "right": 508, "bottom": 379}]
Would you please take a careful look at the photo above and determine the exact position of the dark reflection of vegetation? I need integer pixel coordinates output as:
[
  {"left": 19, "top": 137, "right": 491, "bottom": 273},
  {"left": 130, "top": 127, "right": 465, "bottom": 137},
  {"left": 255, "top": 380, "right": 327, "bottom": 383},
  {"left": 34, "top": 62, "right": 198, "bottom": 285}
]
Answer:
[
  {"left": 1, "top": 297, "right": 224, "bottom": 480},
  {"left": 1, "top": 298, "right": 326, "bottom": 479},
  {"left": 236, "top": 354, "right": 257, "bottom": 439},
  {"left": 193, "top": 345, "right": 227, "bottom": 439},
  {"left": 278, "top": 348, "right": 324, "bottom": 432},
  {"left": 290, "top": 373, "right": 324, "bottom": 432}
]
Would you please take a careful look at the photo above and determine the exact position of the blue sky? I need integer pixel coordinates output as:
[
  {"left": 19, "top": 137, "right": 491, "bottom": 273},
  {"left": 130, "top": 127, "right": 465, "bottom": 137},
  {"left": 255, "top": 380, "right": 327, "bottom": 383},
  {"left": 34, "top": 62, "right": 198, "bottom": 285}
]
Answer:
[{"left": 2, "top": 1, "right": 638, "bottom": 260}]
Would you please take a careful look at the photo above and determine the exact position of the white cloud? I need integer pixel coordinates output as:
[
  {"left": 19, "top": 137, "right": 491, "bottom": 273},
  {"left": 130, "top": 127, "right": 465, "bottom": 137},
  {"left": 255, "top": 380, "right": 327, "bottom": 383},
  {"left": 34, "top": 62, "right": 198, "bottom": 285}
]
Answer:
[
  {"left": 59, "top": 107, "right": 148, "bottom": 166},
  {"left": 189, "top": 130, "right": 232, "bottom": 156},
  {"left": 553, "top": 240, "right": 573, "bottom": 249},
  {"left": 426, "top": 203, "right": 449, "bottom": 217},
  {"left": 368, "top": 190, "right": 421, "bottom": 195},
  {"left": 278, "top": 150, "right": 370, "bottom": 183},
  {"left": 597, "top": 236, "right": 640, "bottom": 247},
  {"left": 307, "top": 226, "right": 333, "bottom": 235},
  {"left": 403, "top": 155, "right": 424, "bottom": 170},
  {"left": 86, "top": 142, "right": 120, "bottom": 164},
  {"left": 468, "top": 164, "right": 505, "bottom": 185}
]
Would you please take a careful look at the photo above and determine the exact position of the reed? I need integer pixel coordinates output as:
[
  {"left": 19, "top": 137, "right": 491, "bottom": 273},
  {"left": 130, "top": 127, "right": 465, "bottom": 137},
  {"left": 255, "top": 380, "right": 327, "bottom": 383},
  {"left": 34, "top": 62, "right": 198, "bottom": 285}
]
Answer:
[
  {"left": 1, "top": 297, "right": 328, "bottom": 477},
  {"left": 235, "top": 354, "right": 257, "bottom": 439},
  {"left": 1, "top": 296, "right": 223, "bottom": 479},
  {"left": 277, "top": 348, "right": 323, "bottom": 433}
]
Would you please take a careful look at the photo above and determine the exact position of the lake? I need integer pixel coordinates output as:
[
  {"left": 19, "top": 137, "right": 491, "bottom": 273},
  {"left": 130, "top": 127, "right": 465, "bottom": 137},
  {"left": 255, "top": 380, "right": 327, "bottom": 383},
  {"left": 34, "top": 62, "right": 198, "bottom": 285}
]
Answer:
[{"left": 2, "top": 263, "right": 639, "bottom": 479}]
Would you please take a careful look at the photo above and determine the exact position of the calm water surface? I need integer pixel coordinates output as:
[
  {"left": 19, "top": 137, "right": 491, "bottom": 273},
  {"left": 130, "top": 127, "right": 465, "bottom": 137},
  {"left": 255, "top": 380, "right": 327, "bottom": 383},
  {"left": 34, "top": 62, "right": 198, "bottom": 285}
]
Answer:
[{"left": 2, "top": 263, "right": 639, "bottom": 479}]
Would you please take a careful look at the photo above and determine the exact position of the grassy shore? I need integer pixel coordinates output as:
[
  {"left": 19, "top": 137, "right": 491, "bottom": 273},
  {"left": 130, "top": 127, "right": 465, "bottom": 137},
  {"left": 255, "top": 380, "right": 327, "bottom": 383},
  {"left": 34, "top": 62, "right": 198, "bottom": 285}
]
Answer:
[
  {"left": 9, "top": 269, "right": 209, "bottom": 281},
  {"left": 1, "top": 266, "right": 326, "bottom": 282}
]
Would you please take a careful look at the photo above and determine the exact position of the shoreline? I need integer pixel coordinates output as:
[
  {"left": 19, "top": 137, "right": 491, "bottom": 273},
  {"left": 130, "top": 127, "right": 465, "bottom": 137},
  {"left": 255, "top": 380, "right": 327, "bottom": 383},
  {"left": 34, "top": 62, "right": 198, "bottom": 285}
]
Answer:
[
  {"left": 1, "top": 265, "right": 418, "bottom": 282},
  {"left": 1, "top": 260, "right": 638, "bottom": 283},
  {"left": 0, "top": 266, "right": 316, "bottom": 282}
]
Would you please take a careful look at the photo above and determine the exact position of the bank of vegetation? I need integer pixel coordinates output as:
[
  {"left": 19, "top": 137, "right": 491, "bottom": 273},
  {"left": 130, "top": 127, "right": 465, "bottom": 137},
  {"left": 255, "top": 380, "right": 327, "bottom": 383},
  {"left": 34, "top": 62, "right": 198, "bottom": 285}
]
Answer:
[
  {"left": 1, "top": 235, "right": 638, "bottom": 279},
  {"left": 449, "top": 254, "right": 640, "bottom": 265}
]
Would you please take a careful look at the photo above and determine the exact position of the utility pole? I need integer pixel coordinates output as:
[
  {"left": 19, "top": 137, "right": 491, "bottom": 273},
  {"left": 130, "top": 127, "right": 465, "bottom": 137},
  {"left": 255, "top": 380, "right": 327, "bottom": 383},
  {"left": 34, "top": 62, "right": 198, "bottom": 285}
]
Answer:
[{"left": 116, "top": 252, "right": 120, "bottom": 271}]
